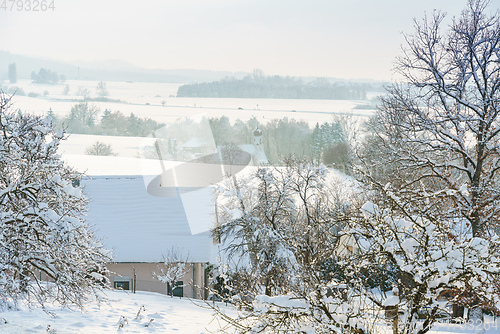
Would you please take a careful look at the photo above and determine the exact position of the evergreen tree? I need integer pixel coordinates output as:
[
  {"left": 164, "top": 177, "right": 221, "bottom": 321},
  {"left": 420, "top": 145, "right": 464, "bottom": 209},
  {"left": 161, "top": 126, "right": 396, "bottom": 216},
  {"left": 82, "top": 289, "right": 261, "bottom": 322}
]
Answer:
[{"left": 8, "top": 63, "right": 16, "bottom": 84}]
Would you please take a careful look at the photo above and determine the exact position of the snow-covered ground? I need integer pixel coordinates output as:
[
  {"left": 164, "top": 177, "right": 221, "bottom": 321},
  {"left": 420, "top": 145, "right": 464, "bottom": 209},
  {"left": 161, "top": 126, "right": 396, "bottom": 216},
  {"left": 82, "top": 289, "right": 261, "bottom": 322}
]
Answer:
[
  {"left": 2, "top": 80, "right": 374, "bottom": 127},
  {"left": 0, "top": 290, "right": 231, "bottom": 333},
  {"left": 0, "top": 289, "right": 498, "bottom": 333},
  {"left": 59, "top": 134, "right": 156, "bottom": 158}
]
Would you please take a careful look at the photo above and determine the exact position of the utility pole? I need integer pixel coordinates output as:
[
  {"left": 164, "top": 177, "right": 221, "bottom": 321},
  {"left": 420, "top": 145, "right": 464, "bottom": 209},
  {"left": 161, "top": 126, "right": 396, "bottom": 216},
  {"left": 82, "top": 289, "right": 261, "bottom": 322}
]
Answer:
[{"left": 133, "top": 267, "right": 137, "bottom": 294}]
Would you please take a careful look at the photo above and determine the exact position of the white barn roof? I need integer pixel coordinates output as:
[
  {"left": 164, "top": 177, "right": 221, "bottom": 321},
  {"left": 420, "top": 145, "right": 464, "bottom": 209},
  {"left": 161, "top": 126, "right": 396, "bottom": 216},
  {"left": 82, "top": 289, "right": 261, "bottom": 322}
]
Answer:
[{"left": 83, "top": 175, "right": 217, "bottom": 263}]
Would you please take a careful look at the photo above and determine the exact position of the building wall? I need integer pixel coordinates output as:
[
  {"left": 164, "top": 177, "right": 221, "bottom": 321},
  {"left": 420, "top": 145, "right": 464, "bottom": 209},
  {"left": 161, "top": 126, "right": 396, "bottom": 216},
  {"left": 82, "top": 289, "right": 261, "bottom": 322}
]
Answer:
[
  {"left": 107, "top": 262, "right": 207, "bottom": 299},
  {"left": 335, "top": 234, "right": 358, "bottom": 257}
]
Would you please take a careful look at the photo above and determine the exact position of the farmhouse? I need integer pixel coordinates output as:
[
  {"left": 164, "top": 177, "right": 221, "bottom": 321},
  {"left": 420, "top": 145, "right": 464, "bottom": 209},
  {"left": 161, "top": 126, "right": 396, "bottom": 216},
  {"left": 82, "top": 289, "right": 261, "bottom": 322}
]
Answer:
[
  {"left": 61, "top": 153, "right": 225, "bottom": 300},
  {"left": 82, "top": 174, "right": 217, "bottom": 299}
]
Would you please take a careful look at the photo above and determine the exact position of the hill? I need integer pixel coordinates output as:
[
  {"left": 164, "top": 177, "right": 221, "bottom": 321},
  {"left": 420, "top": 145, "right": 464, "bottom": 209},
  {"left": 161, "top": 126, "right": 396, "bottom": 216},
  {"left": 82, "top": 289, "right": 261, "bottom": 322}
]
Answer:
[{"left": 0, "top": 50, "right": 245, "bottom": 83}]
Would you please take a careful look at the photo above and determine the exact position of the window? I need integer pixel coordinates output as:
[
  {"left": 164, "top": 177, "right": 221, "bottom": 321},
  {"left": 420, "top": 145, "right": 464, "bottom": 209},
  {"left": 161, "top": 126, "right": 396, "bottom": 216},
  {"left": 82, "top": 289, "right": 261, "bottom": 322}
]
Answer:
[
  {"left": 167, "top": 281, "right": 183, "bottom": 297},
  {"left": 113, "top": 276, "right": 130, "bottom": 290}
]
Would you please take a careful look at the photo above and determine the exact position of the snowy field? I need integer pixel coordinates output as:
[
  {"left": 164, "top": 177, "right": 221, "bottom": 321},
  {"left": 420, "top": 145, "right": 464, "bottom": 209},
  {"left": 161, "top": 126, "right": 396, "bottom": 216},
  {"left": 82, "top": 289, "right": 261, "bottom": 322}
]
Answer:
[
  {"left": 1, "top": 80, "right": 375, "bottom": 127},
  {"left": 59, "top": 134, "right": 156, "bottom": 158},
  {"left": 5, "top": 80, "right": 374, "bottom": 164},
  {"left": 0, "top": 290, "right": 231, "bottom": 333}
]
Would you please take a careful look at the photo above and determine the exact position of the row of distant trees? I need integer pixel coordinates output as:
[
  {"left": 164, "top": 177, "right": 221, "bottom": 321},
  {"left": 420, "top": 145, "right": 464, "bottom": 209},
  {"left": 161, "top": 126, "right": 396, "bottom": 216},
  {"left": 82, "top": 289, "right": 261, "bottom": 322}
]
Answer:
[
  {"left": 31, "top": 67, "right": 65, "bottom": 84},
  {"left": 6, "top": 64, "right": 65, "bottom": 84},
  {"left": 7, "top": 64, "right": 110, "bottom": 99},
  {"left": 177, "top": 71, "right": 369, "bottom": 100},
  {"left": 48, "top": 102, "right": 165, "bottom": 137},
  {"left": 208, "top": 115, "right": 355, "bottom": 169},
  {"left": 155, "top": 115, "right": 355, "bottom": 168},
  {"left": 6, "top": 64, "right": 67, "bottom": 85},
  {"left": 48, "top": 101, "right": 355, "bottom": 168},
  {"left": 6, "top": 63, "right": 372, "bottom": 101},
  {"left": 55, "top": 108, "right": 355, "bottom": 169}
]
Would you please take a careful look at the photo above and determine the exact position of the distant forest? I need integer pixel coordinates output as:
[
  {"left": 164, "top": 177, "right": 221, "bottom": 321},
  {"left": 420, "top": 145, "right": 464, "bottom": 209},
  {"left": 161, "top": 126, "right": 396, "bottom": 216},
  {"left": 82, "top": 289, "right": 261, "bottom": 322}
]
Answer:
[{"left": 177, "top": 71, "right": 370, "bottom": 100}]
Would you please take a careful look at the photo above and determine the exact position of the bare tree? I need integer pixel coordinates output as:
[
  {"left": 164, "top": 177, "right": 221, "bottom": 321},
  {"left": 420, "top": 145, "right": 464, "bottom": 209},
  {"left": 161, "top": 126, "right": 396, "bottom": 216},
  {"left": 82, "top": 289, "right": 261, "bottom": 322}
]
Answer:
[
  {"left": 358, "top": 0, "right": 500, "bottom": 327},
  {"left": 85, "top": 141, "right": 116, "bottom": 156},
  {"left": 154, "top": 247, "right": 189, "bottom": 297},
  {"left": 96, "top": 81, "right": 109, "bottom": 97},
  {"left": 64, "top": 102, "right": 100, "bottom": 134},
  {"left": 202, "top": 1, "right": 500, "bottom": 333},
  {"left": 209, "top": 161, "right": 369, "bottom": 333},
  {"left": 332, "top": 114, "right": 361, "bottom": 149},
  {"left": 75, "top": 86, "right": 90, "bottom": 99}
]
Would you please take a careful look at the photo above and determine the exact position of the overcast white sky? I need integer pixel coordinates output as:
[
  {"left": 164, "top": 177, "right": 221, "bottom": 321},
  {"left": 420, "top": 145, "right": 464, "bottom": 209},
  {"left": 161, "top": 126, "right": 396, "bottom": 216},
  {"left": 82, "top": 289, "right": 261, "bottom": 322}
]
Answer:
[{"left": 0, "top": 0, "right": 470, "bottom": 80}]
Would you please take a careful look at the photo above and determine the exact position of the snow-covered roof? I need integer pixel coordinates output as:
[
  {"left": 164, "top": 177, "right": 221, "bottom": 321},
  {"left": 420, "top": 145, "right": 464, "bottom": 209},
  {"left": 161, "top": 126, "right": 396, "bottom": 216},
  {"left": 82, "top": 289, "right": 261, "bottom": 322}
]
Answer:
[
  {"left": 83, "top": 175, "right": 217, "bottom": 263},
  {"left": 181, "top": 137, "right": 214, "bottom": 149},
  {"left": 64, "top": 154, "right": 162, "bottom": 176}
]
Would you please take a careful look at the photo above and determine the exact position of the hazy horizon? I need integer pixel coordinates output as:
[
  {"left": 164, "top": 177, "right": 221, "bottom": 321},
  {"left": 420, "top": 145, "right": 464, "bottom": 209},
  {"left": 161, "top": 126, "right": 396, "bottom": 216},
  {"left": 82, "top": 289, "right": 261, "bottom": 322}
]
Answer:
[
  {"left": 1, "top": 0, "right": 468, "bottom": 81},
  {"left": 0, "top": 49, "right": 389, "bottom": 82}
]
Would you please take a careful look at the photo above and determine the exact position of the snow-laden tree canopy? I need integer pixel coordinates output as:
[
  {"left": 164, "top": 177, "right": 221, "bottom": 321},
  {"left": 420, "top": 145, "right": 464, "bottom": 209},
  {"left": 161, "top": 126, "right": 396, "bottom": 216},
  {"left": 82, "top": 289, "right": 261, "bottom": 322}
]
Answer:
[
  {"left": 206, "top": 1, "right": 500, "bottom": 333},
  {"left": 0, "top": 92, "right": 110, "bottom": 310}
]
